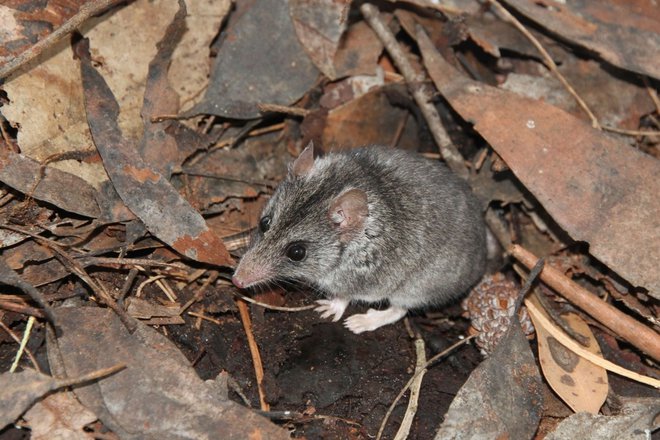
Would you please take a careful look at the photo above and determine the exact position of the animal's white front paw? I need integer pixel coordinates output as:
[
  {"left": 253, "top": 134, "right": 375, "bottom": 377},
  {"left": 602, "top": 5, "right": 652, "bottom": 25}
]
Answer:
[
  {"left": 314, "top": 298, "right": 349, "bottom": 322},
  {"left": 344, "top": 307, "right": 407, "bottom": 334}
]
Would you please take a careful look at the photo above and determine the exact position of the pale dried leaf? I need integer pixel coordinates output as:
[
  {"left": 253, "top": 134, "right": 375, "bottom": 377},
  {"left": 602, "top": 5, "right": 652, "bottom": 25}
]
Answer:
[
  {"left": 23, "top": 392, "right": 96, "bottom": 440},
  {"left": 2, "top": 0, "right": 180, "bottom": 189},
  {"left": 528, "top": 296, "right": 608, "bottom": 414},
  {"left": 290, "top": 0, "right": 349, "bottom": 80},
  {"left": 169, "top": 0, "right": 232, "bottom": 112}
]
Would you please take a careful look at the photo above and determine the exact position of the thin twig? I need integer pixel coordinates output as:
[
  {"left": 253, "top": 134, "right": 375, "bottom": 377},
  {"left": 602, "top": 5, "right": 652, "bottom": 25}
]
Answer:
[
  {"left": 155, "top": 277, "right": 178, "bottom": 301},
  {"left": 179, "top": 170, "right": 276, "bottom": 188},
  {"left": 76, "top": 256, "right": 186, "bottom": 270},
  {"left": 55, "top": 363, "right": 126, "bottom": 388},
  {"left": 473, "top": 148, "right": 489, "bottom": 171},
  {"left": 360, "top": 3, "right": 468, "bottom": 178},
  {"left": 136, "top": 275, "right": 168, "bottom": 298},
  {"left": 226, "top": 288, "right": 316, "bottom": 312},
  {"left": 236, "top": 299, "right": 270, "bottom": 411},
  {"left": 0, "top": 298, "right": 47, "bottom": 319},
  {"left": 642, "top": 76, "right": 660, "bottom": 114},
  {"left": 179, "top": 271, "right": 218, "bottom": 315},
  {"left": 376, "top": 335, "right": 476, "bottom": 440},
  {"left": 0, "top": 0, "right": 124, "bottom": 80},
  {"left": 258, "top": 103, "right": 311, "bottom": 117},
  {"left": 513, "top": 263, "right": 589, "bottom": 345},
  {"left": 187, "top": 311, "right": 222, "bottom": 325},
  {"left": 2, "top": 224, "right": 136, "bottom": 333},
  {"left": 392, "top": 338, "right": 426, "bottom": 440},
  {"left": 118, "top": 268, "right": 139, "bottom": 304},
  {"left": 486, "top": 0, "right": 600, "bottom": 129},
  {"left": 0, "top": 319, "right": 42, "bottom": 373},
  {"left": 602, "top": 126, "right": 660, "bottom": 137},
  {"left": 9, "top": 316, "right": 36, "bottom": 373},
  {"left": 390, "top": 112, "right": 409, "bottom": 148}
]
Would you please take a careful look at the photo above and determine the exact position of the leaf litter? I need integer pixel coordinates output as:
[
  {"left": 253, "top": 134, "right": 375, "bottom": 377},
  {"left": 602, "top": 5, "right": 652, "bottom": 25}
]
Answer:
[{"left": 0, "top": 0, "right": 658, "bottom": 439}]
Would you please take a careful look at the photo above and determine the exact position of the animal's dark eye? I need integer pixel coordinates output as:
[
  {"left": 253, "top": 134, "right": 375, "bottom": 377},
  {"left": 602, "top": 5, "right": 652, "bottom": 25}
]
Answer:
[
  {"left": 286, "top": 243, "right": 307, "bottom": 261},
  {"left": 259, "top": 216, "right": 271, "bottom": 232}
]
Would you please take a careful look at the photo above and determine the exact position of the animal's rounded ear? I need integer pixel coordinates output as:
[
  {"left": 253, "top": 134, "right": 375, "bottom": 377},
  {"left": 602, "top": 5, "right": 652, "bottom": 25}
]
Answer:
[
  {"left": 290, "top": 141, "right": 315, "bottom": 177},
  {"left": 329, "top": 188, "right": 368, "bottom": 241}
]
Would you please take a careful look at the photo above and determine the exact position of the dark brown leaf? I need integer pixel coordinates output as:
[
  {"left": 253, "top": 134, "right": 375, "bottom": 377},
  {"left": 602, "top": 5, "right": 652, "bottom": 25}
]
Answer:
[
  {"left": 435, "top": 320, "right": 543, "bottom": 439},
  {"left": 186, "top": 0, "right": 319, "bottom": 119},
  {"left": 0, "top": 149, "right": 101, "bottom": 218},
  {"left": 322, "top": 84, "right": 420, "bottom": 151},
  {"left": 419, "top": 29, "right": 660, "bottom": 295},
  {"left": 50, "top": 307, "right": 288, "bottom": 440},
  {"left": 503, "top": 0, "right": 660, "bottom": 79},
  {"left": 138, "top": 0, "right": 185, "bottom": 177},
  {"left": 0, "top": 370, "right": 59, "bottom": 429},
  {"left": 333, "top": 20, "right": 383, "bottom": 78},
  {"left": 76, "top": 38, "right": 234, "bottom": 267}
]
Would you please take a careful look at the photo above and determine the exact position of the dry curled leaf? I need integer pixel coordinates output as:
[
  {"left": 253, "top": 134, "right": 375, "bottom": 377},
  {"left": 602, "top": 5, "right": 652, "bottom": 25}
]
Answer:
[{"left": 528, "top": 296, "right": 608, "bottom": 414}]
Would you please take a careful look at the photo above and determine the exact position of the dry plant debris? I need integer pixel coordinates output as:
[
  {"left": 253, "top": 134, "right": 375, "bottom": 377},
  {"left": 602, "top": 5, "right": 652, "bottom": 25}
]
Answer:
[{"left": 0, "top": 0, "right": 658, "bottom": 439}]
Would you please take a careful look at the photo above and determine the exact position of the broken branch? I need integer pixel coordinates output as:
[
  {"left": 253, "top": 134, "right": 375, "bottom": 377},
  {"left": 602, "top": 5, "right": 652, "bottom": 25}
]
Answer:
[
  {"left": 510, "top": 244, "right": 660, "bottom": 361},
  {"left": 360, "top": 3, "right": 467, "bottom": 178}
]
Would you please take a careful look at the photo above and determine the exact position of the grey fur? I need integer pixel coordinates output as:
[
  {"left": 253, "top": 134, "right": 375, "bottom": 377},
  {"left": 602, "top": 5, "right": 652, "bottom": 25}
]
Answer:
[{"left": 234, "top": 146, "right": 486, "bottom": 311}]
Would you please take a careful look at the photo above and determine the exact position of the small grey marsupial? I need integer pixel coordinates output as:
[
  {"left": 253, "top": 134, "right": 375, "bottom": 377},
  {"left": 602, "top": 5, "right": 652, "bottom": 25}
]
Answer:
[{"left": 232, "top": 143, "right": 486, "bottom": 333}]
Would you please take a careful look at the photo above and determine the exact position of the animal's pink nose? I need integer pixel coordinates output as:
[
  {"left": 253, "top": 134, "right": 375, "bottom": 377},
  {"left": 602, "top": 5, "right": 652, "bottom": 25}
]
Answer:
[{"left": 232, "top": 276, "right": 245, "bottom": 289}]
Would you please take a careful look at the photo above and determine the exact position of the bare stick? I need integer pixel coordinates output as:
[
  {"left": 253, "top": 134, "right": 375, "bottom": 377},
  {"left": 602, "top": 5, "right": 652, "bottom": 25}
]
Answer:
[
  {"left": 226, "top": 288, "right": 316, "bottom": 312},
  {"left": 55, "top": 363, "right": 126, "bottom": 388},
  {"left": 510, "top": 244, "right": 660, "bottom": 361},
  {"left": 236, "top": 299, "right": 270, "bottom": 411},
  {"left": 258, "top": 103, "right": 311, "bottom": 117},
  {"left": 486, "top": 0, "right": 600, "bottom": 129},
  {"left": 0, "top": 319, "right": 42, "bottom": 373},
  {"left": 0, "top": 0, "right": 124, "bottom": 80},
  {"left": 360, "top": 3, "right": 467, "bottom": 178},
  {"left": 642, "top": 76, "right": 660, "bottom": 114},
  {"left": 77, "top": 256, "right": 186, "bottom": 270},
  {"left": 178, "top": 271, "right": 218, "bottom": 315},
  {"left": 0, "top": 299, "right": 46, "bottom": 319},
  {"left": 9, "top": 316, "right": 36, "bottom": 373},
  {"left": 602, "top": 126, "right": 660, "bottom": 138},
  {"left": 187, "top": 311, "right": 222, "bottom": 325},
  {"left": 392, "top": 338, "right": 427, "bottom": 440},
  {"left": 376, "top": 335, "right": 475, "bottom": 440}
]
